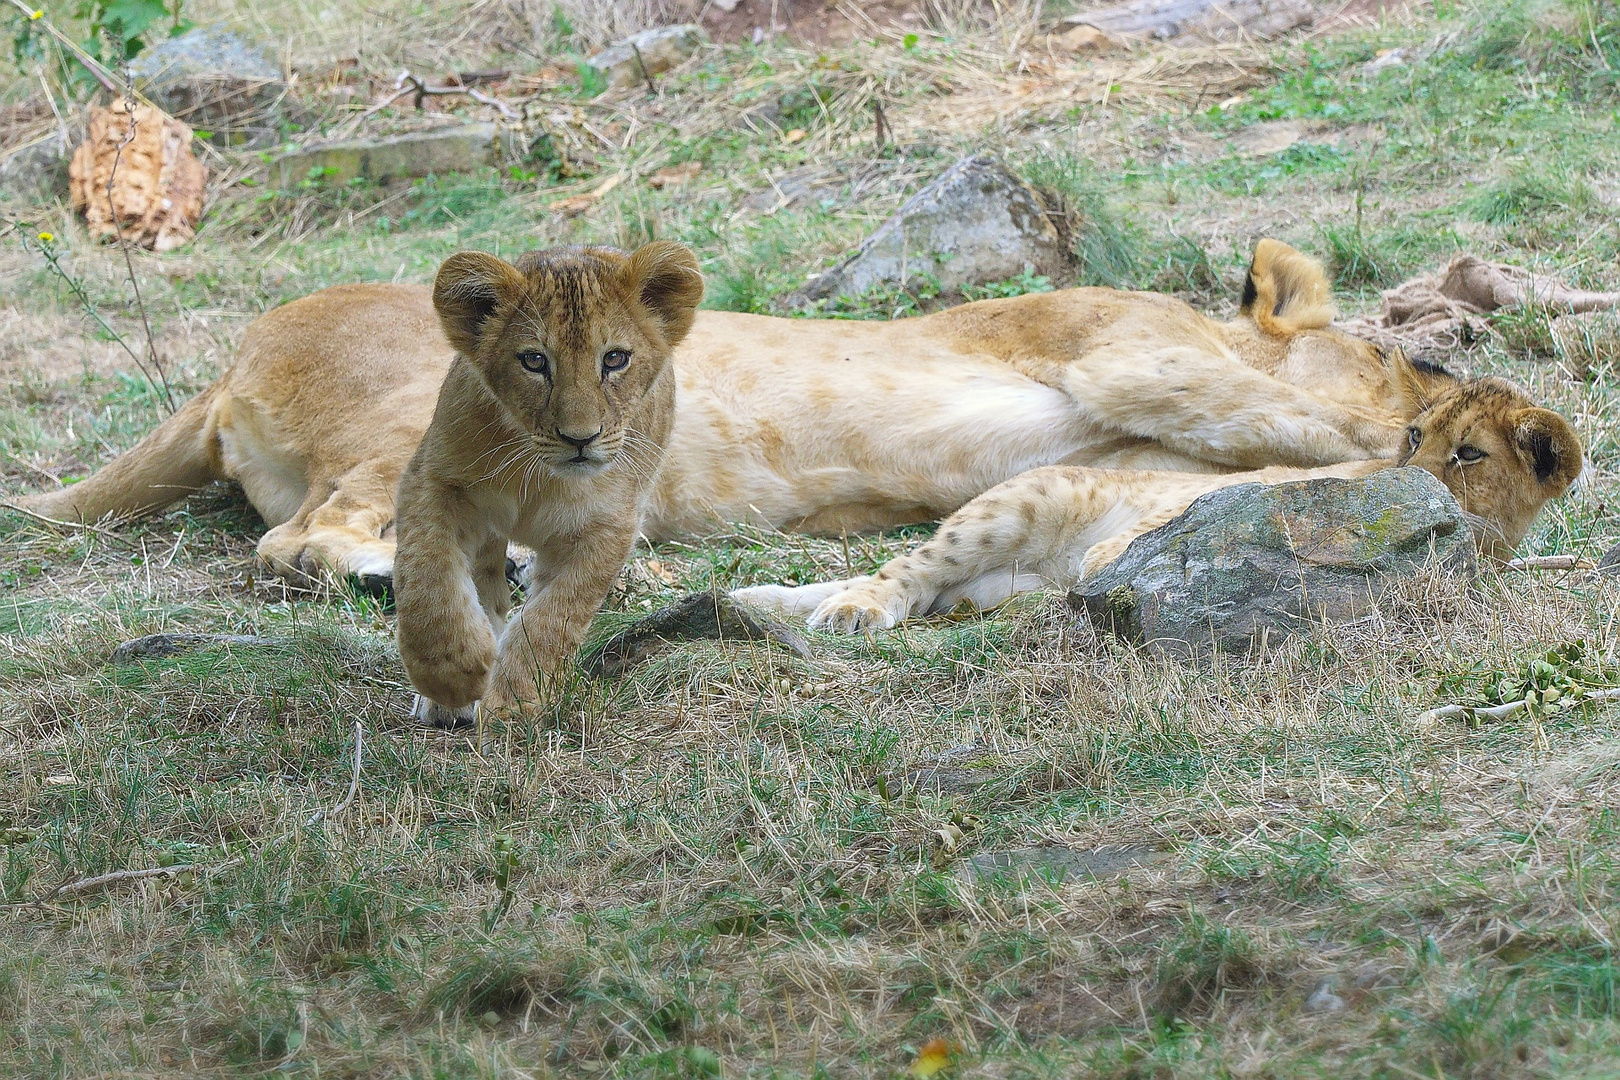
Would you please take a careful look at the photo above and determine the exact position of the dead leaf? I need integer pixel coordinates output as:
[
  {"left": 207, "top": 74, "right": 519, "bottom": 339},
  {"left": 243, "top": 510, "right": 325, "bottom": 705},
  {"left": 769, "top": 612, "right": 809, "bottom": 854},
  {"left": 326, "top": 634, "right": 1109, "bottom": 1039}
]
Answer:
[
  {"left": 1050, "top": 23, "right": 1119, "bottom": 52},
  {"left": 645, "top": 559, "right": 677, "bottom": 585},
  {"left": 648, "top": 161, "right": 702, "bottom": 189},
  {"left": 549, "top": 195, "right": 595, "bottom": 216},
  {"left": 783, "top": 128, "right": 807, "bottom": 143},
  {"left": 908, "top": 1039, "right": 959, "bottom": 1077},
  {"left": 548, "top": 173, "right": 623, "bottom": 216},
  {"left": 43, "top": 775, "right": 75, "bottom": 786}
]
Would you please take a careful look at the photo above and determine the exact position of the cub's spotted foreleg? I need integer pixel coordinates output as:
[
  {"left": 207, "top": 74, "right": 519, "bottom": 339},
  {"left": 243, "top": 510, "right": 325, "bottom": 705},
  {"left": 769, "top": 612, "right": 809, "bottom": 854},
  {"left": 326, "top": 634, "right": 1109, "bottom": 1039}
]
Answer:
[
  {"left": 730, "top": 577, "right": 872, "bottom": 617},
  {"left": 739, "top": 466, "right": 1161, "bottom": 633}
]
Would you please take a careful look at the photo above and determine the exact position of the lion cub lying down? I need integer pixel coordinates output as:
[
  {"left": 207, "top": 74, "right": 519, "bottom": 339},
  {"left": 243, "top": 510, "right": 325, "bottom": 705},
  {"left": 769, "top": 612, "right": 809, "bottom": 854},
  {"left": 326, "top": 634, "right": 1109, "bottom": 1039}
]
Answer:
[
  {"left": 733, "top": 378, "right": 1582, "bottom": 633},
  {"left": 395, "top": 242, "right": 702, "bottom": 725}
]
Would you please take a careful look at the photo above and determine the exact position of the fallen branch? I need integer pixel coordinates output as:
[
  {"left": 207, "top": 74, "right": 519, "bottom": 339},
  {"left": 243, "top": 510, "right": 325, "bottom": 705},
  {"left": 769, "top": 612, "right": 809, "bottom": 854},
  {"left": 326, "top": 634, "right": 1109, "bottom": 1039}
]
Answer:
[
  {"left": 0, "top": 500, "right": 142, "bottom": 550},
  {"left": 1504, "top": 554, "right": 1593, "bottom": 571},
  {"left": 393, "top": 71, "right": 521, "bottom": 119},
  {"left": 305, "top": 721, "right": 364, "bottom": 826},
  {"left": 1420, "top": 686, "right": 1620, "bottom": 725},
  {"left": 46, "top": 863, "right": 194, "bottom": 900}
]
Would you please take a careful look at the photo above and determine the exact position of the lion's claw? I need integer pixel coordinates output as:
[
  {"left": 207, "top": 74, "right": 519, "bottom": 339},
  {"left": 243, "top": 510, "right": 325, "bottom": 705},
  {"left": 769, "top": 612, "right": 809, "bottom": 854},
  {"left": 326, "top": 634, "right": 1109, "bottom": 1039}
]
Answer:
[{"left": 807, "top": 591, "right": 900, "bottom": 634}]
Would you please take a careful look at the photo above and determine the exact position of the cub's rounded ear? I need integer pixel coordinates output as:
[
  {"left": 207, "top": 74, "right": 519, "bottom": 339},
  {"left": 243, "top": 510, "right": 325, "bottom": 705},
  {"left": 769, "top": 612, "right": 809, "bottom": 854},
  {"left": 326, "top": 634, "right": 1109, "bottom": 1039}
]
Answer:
[
  {"left": 1240, "top": 238, "right": 1335, "bottom": 337},
  {"left": 433, "top": 252, "right": 527, "bottom": 358},
  {"left": 1512, "top": 407, "right": 1583, "bottom": 493},
  {"left": 624, "top": 241, "right": 704, "bottom": 346}
]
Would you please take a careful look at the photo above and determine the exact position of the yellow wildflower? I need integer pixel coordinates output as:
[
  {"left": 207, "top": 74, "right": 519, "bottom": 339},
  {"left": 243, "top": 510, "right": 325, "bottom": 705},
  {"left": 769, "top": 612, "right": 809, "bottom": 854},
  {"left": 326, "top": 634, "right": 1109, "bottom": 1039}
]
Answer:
[{"left": 37, "top": 231, "right": 54, "bottom": 243}]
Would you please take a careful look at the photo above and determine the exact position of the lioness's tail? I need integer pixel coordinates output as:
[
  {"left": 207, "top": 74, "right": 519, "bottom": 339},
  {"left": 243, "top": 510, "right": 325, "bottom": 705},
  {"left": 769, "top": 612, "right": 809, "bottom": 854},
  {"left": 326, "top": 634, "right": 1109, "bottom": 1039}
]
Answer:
[{"left": 8, "top": 382, "right": 223, "bottom": 523}]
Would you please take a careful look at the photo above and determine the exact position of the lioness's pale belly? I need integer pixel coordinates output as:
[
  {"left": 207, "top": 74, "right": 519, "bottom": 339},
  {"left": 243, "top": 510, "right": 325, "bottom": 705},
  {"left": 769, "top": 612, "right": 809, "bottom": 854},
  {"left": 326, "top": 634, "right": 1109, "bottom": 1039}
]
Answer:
[{"left": 645, "top": 315, "right": 1104, "bottom": 537}]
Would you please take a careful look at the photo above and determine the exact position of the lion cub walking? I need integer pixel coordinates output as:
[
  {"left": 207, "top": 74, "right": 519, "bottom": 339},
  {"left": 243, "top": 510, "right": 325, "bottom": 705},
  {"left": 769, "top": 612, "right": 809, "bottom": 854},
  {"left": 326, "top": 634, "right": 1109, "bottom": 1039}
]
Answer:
[{"left": 395, "top": 243, "right": 703, "bottom": 725}]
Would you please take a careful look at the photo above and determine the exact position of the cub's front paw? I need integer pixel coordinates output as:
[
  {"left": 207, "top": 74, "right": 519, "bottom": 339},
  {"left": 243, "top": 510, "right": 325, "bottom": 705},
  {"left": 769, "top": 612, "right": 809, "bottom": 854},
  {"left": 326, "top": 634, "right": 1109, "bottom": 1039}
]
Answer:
[
  {"left": 411, "top": 694, "right": 478, "bottom": 729},
  {"left": 807, "top": 589, "right": 902, "bottom": 634}
]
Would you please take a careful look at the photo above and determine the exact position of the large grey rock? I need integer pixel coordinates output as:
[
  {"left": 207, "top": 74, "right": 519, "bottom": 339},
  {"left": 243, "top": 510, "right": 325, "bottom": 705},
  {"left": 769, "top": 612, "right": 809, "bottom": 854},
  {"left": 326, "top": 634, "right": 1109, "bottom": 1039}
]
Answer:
[
  {"left": 1070, "top": 468, "right": 1475, "bottom": 658},
  {"left": 269, "top": 124, "right": 518, "bottom": 188},
  {"left": 128, "top": 27, "right": 285, "bottom": 146},
  {"left": 586, "top": 25, "right": 707, "bottom": 90},
  {"left": 798, "top": 154, "right": 1068, "bottom": 305},
  {"left": 1062, "top": 0, "right": 1314, "bottom": 42}
]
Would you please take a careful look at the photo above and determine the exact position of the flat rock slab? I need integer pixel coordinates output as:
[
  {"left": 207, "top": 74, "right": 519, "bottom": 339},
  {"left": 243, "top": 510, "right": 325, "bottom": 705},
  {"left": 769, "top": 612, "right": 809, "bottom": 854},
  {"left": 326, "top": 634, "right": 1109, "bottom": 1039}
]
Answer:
[
  {"left": 110, "top": 633, "right": 285, "bottom": 664},
  {"left": 1062, "top": 0, "right": 1314, "bottom": 41},
  {"left": 962, "top": 844, "right": 1165, "bottom": 884},
  {"left": 897, "top": 743, "right": 1032, "bottom": 797},
  {"left": 270, "top": 124, "right": 516, "bottom": 188},
  {"left": 1070, "top": 467, "right": 1475, "bottom": 658},
  {"left": 586, "top": 25, "right": 707, "bottom": 89},
  {"left": 796, "top": 153, "right": 1068, "bottom": 305},
  {"left": 583, "top": 593, "right": 812, "bottom": 678}
]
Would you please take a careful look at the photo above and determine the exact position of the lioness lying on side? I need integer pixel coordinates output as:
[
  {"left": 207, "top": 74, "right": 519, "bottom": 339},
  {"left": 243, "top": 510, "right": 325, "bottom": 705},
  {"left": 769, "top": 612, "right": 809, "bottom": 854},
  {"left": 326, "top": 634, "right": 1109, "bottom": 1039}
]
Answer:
[
  {"left": 394, "top": 243, "right": 702, "bottom": 725},
  {"left": 733, "top": 378, "right": 1583, "bottom": 633},
  {"left": 12, "top": 240, "right": 1454, "bottom": 577}
]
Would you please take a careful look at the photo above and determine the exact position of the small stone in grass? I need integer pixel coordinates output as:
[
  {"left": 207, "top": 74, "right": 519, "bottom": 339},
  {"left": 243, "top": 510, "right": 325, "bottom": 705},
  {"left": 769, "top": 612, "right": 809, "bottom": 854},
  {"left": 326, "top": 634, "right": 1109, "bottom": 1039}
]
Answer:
[{"left": 1304, "top": 978, "right": 1346, "bottom": 1014}]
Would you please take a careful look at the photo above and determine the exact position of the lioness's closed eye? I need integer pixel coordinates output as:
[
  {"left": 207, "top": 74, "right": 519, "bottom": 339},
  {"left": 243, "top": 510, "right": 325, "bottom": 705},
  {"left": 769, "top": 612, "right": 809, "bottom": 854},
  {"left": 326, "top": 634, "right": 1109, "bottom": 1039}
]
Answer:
[{"left": 393, "top": 242, "right": 703, "bottom": 727}]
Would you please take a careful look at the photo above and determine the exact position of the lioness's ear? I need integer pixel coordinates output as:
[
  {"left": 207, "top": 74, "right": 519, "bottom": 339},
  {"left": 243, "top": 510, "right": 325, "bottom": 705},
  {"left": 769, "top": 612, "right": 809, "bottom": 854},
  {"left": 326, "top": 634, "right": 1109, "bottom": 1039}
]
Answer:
[
  {"left": 433, "top": 252, "right": 527, "bottom": 357},
  {"left": 1239, "top": 238, "right": 1335, "bottom": 337},
  {"left": 624, "top": 241, "right": 704, "bottom": 346},
  {"left": 1512, "top": 407, "right": 1583, "bottom": 492}
]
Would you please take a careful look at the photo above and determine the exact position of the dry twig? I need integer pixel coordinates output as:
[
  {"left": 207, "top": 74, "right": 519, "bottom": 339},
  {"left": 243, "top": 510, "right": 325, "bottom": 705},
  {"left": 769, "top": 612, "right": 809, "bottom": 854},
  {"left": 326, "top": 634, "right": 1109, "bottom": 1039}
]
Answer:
[
  {"left": 46, "top": 863, "right": 195, "bottom": 900},
  {"left": 0, "top": 499, "right": 142, "bottom": 549},
  {"left": 1504, "top": 554, "right": 1594, "bottom": 571},
  {"left": 306, "top": 721, "right": 365, "bottom": 826},
  {"left": 105, "top": 84, "right": 177, "bottom": 414}
]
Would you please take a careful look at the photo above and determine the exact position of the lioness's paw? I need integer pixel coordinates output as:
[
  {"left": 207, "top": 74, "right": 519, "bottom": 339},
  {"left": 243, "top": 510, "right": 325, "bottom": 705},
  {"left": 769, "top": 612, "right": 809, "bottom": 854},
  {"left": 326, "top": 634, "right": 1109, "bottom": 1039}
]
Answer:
[
  {"left": 807, "top": 591, "right": 901, "bottom": 634},
  {"left": 341, "top": 541, "right": 396, "bottom": 581},
  {"left": 411, "top": 694, "right": 478, "bottom": 729}
]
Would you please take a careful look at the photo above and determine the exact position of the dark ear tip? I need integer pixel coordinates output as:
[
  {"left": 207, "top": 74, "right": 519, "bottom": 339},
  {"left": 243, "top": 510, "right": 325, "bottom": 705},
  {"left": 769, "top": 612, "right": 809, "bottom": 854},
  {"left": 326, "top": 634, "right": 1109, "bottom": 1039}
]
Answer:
[{"left": 1516, "top": 408, "right": 1583, "bottom": 486}]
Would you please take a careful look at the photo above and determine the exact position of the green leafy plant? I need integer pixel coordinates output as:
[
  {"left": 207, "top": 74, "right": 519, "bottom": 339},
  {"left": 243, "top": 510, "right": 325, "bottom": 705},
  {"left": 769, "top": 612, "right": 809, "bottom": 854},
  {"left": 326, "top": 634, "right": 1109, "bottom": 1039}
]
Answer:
[
  {"left": 960, "top": 269, "right": 1054, "bottom": 301},
  {"left": 1438, "top": 641, "right": 1618, "bottom": 723},
  {"left": 75, "top": 0, "right": 188, "bottom": 64}
]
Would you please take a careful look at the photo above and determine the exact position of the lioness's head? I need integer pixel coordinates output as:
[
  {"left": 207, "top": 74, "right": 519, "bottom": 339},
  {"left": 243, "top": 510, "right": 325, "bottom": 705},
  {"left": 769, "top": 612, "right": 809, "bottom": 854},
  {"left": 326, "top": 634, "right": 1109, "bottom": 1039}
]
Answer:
[
  {"left": 1397, "top": 377, "right": 1582, "bottom": 561},
  {"left": 433, "top": 241, "right": 704, "bottom": 475},
  {"left": 1238, "top": 238, "right": 1456, "bottom": 434}
]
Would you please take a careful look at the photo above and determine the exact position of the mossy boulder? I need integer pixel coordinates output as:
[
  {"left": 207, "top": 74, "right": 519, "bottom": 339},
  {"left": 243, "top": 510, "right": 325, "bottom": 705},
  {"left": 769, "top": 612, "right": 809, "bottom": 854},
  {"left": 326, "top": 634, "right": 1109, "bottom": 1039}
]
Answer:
[{"left": 1069, "top": 467, "right": 1475, "bottom": 657}]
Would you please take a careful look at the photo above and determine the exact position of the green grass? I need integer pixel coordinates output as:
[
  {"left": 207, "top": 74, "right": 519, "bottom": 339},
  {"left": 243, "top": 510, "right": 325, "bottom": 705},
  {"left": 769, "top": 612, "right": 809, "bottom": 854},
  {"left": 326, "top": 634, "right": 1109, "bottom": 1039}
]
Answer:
[{"left": 6, "top": 0, "right": 1620, "bottom": 1074}]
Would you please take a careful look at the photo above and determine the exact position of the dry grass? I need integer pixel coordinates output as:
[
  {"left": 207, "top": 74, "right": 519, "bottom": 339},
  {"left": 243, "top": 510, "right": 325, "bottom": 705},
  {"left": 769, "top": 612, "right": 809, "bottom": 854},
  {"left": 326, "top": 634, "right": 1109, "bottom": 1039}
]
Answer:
[{"left": 6, "top": 0, "right": 1620, "bottom": 1074}]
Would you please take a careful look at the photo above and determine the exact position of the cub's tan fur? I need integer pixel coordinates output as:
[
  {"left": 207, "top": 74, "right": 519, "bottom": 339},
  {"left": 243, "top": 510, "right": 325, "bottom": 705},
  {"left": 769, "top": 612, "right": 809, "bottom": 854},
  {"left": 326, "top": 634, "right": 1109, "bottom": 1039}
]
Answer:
[
  {"left": 734, "top": 378, "right": 1583, "bottom": 633},
  {"left": 12, "top": 239, "right": 1454, "bottom": 576},
  {"left": 394, "top": 243, "right": 701, "bottom": 725}
]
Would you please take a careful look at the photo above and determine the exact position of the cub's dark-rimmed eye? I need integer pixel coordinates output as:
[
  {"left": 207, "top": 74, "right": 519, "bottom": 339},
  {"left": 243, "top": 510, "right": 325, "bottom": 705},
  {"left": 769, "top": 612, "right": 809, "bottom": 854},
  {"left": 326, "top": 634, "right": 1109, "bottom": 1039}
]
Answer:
[
  {"left": 602, "top": 349, "right": 631, "bottom": 372},
  {"left": 1455, "top": 444, "right": 1486, "bottom": 463},
  {"left": 1406, "top": 428, "right": 1422, "bottom": 451},
  {"left": 518, "top": 351, "right": 549, "bottom": 375}
]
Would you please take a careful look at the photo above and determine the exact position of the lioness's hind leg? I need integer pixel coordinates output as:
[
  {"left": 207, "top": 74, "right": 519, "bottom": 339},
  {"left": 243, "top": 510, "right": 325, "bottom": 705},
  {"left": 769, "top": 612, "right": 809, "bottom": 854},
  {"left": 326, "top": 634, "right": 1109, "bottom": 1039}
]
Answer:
[{"left": 256, "top": 463, "right": 401, "bottom": 588}]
